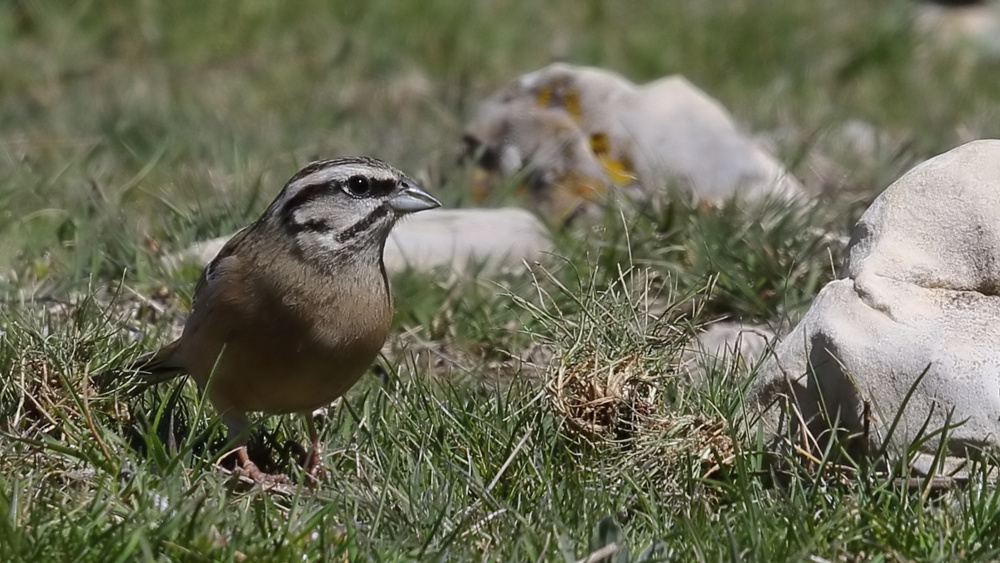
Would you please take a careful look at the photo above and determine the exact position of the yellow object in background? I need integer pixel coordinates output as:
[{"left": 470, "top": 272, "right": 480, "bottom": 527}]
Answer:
[{"left": 589, "top": 133, "right": 636, "bottom": 186}]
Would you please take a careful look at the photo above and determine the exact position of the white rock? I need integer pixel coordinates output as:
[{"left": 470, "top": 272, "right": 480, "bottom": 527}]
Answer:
[
  {"left": 914, "top": 3, "right": 1000, "bottom": 55},
  {"left": 752, "top": 139, "right": 1000, "bottom": 473},
  {"left": 383, "top": 207, "right": 552, "bottom": 274},
  {"left": 464, "top": 63, "right": 802, "bottom": 213},
  {"left": 831, "top": 119, "right": 883, "bottom": 157},
  {"left": 678, "top": 322, "right": 777, "bottom": 383},
  {"left": 165, "top": 238, "right": 228, "bottom": 272},
  {"left": 165, "top": 207, "right": 553, "bottom": 276}
]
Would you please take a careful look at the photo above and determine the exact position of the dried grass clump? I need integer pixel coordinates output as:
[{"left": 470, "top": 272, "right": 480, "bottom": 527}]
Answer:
[
  {"left": 547, "top": 348, "right": 735, "bottom": 484},
  {"left": 517, "top": 264, "right": 735, "bottom": 488},
  {"left": 547, "top": 352, "right": 658, "bottom": 441},
  {"left": 626, "top": 414, "right": 735, "bottom": 485}
]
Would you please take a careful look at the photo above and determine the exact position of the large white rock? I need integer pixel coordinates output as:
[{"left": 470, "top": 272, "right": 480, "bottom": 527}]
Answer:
[
  {"left": 752, "top": 140, "right": 1000, "bottom": 473},
  {"left": 464, "top": 63, "right": 802, "bottom": 215},
  {"left": 165, "top": 207, "right": 553, "bottom": 276}
]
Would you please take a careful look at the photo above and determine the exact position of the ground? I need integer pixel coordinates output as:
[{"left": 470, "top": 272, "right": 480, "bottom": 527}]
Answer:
[{"left": 3, "top": 0, "right": 1000, "bottom": 560}]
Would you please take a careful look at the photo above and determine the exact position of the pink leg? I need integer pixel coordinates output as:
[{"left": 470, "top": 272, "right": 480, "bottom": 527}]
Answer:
[
  {"left": 225, "top": 415, "right": 290, "bottom": 485},
  {"left": 304, "top": 415, "right": 323, "bottom": 479}
]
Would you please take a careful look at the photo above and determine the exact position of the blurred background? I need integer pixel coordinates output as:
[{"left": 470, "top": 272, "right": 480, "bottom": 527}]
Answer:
[{"left": 2, "top": 0, "right": 1000, "bottom": 293}]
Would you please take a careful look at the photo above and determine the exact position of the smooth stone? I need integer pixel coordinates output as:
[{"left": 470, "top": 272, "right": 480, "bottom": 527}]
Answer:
[
  {"left": 164, "top": 207, "right": 554, "bottom": 276},
  {"left": 751, "top": 139, "right": 1000, "bottom": 474}
]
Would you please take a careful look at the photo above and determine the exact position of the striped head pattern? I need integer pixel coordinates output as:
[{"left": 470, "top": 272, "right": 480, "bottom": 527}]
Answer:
[{"left": 265, "top": 156, "right": 440, "bottom": 261}]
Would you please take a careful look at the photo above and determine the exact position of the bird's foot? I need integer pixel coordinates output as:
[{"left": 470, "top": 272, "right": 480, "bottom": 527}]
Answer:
[
  {"left": 235, "top": 459, "right": 293, "bottom": 486},
  {"left": 287, "top": 438, "right": 323, "bottom": 484},
  {"left": 304, "top": 445, "right": 323, "bottom": 484}
]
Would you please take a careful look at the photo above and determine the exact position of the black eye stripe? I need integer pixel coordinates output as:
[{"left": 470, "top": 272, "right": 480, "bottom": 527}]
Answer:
[
  {"left": 279, "top": 171, "right": 399, "bottom": 238},
  {"left": 343, "top": 178, "right": 397, "bottom": 198},
  {"left": 372, "top": 178, "right": 397, "bottom": 195},
  {"left": 286, "top": 177, "right": 397, "bottom": 213}
]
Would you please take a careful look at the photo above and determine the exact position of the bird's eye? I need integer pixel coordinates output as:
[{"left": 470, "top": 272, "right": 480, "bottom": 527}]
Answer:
[{"left": 346, "top": 175, "right": 371, "bottom": 196}]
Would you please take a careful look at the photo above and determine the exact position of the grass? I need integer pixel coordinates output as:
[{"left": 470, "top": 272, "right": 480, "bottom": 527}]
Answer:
[{"left": 4, "top": 0, "right": 1000, "bottom": 560}]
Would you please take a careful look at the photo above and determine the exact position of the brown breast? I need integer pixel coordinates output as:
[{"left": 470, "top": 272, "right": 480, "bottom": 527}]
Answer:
[{"left": 178, "top": 243, "right": 393, "bottom": 416}]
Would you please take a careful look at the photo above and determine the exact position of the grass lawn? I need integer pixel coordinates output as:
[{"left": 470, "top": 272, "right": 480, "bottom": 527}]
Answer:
[{"left": 3, "top": 0, "right": 1000, "bottom": 560}]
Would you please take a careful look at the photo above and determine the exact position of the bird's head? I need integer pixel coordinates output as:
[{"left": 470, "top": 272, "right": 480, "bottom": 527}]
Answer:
[{"left": 267, "top": 156, "right": 441, "bottom": 263}]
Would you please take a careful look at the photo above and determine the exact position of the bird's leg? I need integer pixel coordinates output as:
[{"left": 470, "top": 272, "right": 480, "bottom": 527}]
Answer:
[
  {"left": 224, "top": 415, "right": 290, "bottom": 485},
  {"left": 304, "top": 415, "right": 322, "bottom": 479},
  {"left": 235, "top": 446, "right": 274, "bottom": 483}
]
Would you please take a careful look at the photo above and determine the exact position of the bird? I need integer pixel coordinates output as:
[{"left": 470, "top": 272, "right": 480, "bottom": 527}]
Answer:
[{"left": 131, "top": 156, "right": 441, "bottom": 484}]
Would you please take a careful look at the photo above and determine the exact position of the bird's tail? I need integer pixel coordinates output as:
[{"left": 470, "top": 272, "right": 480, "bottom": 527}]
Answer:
[
  {"left": 128, "top": 340, "right": 187, "bottom": 384},
  {"left": 95, "top": 340, "right": 187, "bottom": 394}
]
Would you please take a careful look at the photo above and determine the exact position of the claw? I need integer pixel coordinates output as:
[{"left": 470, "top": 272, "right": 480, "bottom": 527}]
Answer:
[{"left": 234, "top": 446, "right": 292, "bottom": 486}]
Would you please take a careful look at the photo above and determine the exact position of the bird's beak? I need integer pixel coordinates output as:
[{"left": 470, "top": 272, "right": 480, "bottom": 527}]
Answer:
[{"left": 388, "top": 181, "right": 442, "bottom": 214}]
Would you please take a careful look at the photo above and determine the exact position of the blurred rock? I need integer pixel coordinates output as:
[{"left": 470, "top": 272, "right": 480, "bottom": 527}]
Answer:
[
  {"left": 464, "top": 63, "right": 802, "bottom": 219},
  {"left": 165, "top": 207, "right": 553, "bottom": 276},
  {"left": 831, "top": 119, "right": 883, "bottom": 157},
  {"left": 383, "top": 207, "right": 553, "bottom": 274},
  {"left": 914, "top": 1, "right": 1000, "bottom": 55},
  {"left": 752, "top": 139, "right": 1000, "bottom": 474},
  {"left": 678, "top": 322, "right": 777, "bottom": 383}
]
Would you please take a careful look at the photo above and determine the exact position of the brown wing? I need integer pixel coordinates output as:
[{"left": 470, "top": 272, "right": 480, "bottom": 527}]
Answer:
[
  {"left": 129, "top": 225, "right": 257, "bottom": 384},
  {"left": 191, "top": 225, "right": 255, "bottom": 311}
]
